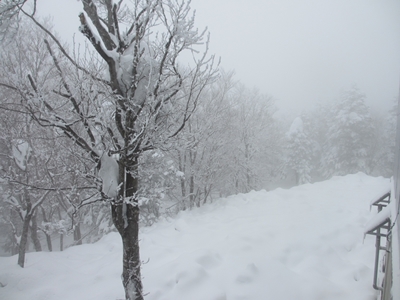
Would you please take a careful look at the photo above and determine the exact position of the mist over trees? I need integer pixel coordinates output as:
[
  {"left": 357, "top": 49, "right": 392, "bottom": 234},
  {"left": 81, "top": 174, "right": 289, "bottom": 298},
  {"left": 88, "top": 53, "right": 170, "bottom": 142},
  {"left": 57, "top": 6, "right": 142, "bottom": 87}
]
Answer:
[
  {"left": 284, "top": 117, "right": 314, "bottom": 185},
  {"left": 321, "top": 86, "right": 374, "bottom": 177},
  {"left": 0, "top": 1, "right": 397, "bottom": 299}
]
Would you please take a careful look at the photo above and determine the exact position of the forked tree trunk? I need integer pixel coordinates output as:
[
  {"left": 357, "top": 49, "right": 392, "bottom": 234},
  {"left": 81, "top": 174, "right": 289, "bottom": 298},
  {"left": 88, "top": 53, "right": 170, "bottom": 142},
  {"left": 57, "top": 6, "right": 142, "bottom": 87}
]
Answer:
[{"left": 112, "top": 159, "right": 143, "bottom": 300}]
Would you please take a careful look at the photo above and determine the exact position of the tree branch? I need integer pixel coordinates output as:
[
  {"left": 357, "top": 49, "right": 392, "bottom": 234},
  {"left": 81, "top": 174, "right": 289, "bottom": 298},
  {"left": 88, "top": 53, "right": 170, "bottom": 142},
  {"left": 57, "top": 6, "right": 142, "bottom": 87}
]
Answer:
[
  {"left": 45, "top": 39, "right": 97, "bottom": 147},
  {"left": 18, "top": 6, "right": 107, "bottom": 85},
  {"left": 8, "top": 180, "right": 97, "bottom": 192},
  {"left": 81, "top": 0, "right": 116, "bottom": 50}
]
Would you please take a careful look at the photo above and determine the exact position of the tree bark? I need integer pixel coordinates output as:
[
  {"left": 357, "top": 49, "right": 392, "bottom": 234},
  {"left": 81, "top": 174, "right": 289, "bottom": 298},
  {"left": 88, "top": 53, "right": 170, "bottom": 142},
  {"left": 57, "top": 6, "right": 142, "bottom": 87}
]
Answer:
[
  {"left": 189, "top": 174, "right": 195, "bottom": 209},
  {"left": 18, "top": 189, "right": 32, "bottom": 268},
  {"left": 59, "top": 234, "right": 64, "bottom": 251},
  {"left": 74, "top": 223, "right": 82, "bottom": 245},
  {"left": 178, "top": 151, "right": 186, "bottom": 210},
  {"left": 45, "top": 233, "right": 52, "bottom": 252},
  {"left": 121, "top": 205, "right": 142, "bottom": 300},
  {"left": 56, "top": 207, "right": 64, "bottom": 251},
  {"left": 30, "top": 212, "right": 42, "bottom": 252},
  {"left": 112, "top": 159, "right": 143, "bottom": 300},
  {"left": 40, "top": 206, "right": 52, "bottom": 251},
  {"left": 8, "top": 217, "right": 20, "bottom": 255},
  {"left": 18, "top": 213, "right": 31, "bottom": 267}
]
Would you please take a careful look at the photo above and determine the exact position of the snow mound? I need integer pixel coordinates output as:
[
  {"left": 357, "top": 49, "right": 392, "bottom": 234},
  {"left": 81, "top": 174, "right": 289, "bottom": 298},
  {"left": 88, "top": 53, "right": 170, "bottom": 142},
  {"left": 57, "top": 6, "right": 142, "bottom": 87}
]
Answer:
[{"left": 0, "top": 173, "right": 387, "bottom": 300}]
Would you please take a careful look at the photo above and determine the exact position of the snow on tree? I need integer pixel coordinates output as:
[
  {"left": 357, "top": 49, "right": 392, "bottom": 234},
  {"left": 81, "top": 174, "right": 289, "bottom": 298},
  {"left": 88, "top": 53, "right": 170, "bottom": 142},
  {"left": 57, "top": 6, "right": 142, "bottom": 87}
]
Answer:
[
  {"left": 222, "top": 84, "right": 279, "bottom": 194},
  {"left": 169, "top": 74, "right": 282, "bottom": 203},
  {"left": 298, "top": 103, "right": 333, "bottom": 181},
  {"left": 284, "top": 116, "right": 313, "bottom": 185},
  {"left": 0, "top": 20, "right": 102, "bottom": 260},
  {"left": 137, "top": 149, "right": 182, "bottom": 225},
  {"left": 368, "top": 100, "right": 397, "bottom": 177},
  {"left": 321, "top": 85, "right": 374, "bottom": 177},
  {"left": 98, "top": 153, "right": 119, "bottom": 198},
  {"left": 4, "top": 136, "right": 50, "bottom": 267},
  {"left": 11, "top": 140, "right": 31, "bottom": 171},
  {"left": 0, "top": 1, "right": 216, "bottom": 299},
  {"left": 170, "top": 72, "right": 236, "bottom": 208}
]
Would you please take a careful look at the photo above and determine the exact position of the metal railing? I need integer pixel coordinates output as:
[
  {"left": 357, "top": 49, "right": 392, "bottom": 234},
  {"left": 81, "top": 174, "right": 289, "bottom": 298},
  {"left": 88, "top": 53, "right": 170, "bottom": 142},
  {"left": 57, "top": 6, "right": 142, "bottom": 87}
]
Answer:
[{"left": 366, "top": 191, "right": 392, "bottom": 299}]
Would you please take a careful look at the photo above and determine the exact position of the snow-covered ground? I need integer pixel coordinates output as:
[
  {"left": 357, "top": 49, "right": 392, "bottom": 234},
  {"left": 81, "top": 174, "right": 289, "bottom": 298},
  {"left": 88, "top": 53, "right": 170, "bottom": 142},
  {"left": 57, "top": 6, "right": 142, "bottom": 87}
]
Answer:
[{"left": 0, "top": 173, "right": 389, "bottom": 300}]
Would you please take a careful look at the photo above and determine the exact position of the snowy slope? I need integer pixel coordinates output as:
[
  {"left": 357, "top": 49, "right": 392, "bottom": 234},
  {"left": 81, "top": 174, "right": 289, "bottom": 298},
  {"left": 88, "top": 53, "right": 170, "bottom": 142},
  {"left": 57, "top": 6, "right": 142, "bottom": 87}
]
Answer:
[{"left": 0, "top": 173, "right": 388, "bottom": 300}]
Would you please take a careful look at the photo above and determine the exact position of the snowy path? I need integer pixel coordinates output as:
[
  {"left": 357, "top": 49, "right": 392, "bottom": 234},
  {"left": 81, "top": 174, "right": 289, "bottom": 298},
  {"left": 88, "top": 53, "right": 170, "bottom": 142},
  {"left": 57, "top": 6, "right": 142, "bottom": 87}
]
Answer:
[{"left": 0, "top": 173, "right": 388, "bottom": 300}]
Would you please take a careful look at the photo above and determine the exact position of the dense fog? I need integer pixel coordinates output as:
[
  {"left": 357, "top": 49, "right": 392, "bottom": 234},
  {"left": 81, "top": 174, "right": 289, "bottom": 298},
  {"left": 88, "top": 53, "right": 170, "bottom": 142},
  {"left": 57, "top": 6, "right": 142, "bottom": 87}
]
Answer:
[{"left": 0, "top": 1, "right": 398, "bottom": 300}]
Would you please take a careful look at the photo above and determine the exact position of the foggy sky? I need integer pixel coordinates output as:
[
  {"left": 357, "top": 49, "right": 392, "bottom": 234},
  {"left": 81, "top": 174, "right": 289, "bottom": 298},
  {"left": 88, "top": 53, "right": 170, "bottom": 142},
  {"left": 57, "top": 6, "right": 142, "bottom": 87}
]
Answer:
[
  {"left": 38, "top": 0, "right": 400, "bottom": 114},
  {"left": 190, "top": 0, "right": 400, "bottom": 114}
]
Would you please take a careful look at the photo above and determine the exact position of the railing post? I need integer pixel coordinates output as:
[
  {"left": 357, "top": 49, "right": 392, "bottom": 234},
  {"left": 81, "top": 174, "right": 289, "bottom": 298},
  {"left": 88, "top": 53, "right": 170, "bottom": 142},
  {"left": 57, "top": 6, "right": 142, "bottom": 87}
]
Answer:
[{"left": 373, "top": 227, "right": 383, "bottom": 291}]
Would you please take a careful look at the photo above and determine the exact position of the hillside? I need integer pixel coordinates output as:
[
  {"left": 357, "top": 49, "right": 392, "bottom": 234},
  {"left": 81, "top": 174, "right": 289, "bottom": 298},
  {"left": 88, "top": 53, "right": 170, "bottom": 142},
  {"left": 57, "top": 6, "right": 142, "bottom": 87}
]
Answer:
[{"left": 0, "top": 173, "right": 388, "bottom": 300}]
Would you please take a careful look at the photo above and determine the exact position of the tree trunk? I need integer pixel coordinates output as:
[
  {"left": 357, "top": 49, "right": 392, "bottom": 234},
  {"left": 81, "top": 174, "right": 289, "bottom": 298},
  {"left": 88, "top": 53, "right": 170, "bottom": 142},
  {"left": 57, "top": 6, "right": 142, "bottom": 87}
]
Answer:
[
  {"left": 30, "top": 212, "right": 42, "bottom": 252},
  {"left": 189, "top": 174, "right": 195, "bottom": 209},
  {"left": 178, "top": 151, "right": 186, "bottom": 210},
  {"left": 203, "top": 185, "right": 211, "bottom": 205},
  {"left": 45, "top": 233, "right": 52, "bottom": 252},
  {"left": 121, "top": 205, "right": 142, "bottom": 300},
  {"left": 73, "top": 223, "right": 82, "bottom": 245},
  {"left": 18, "top": 214, "right": 31, "bottom": 268},
  {"left": 59, "top": 234, "right": 64, "bottom": 251},
  {"left": 18, "top": 190, "right": 32, "bottom": 268},
  {"left": 112, "top": 160, "right": 143, "bottom": 300},
  {"left": 8, "top": 219, "right": 20, "bottom": 255},
  {"left": 57, "top": 207, "right": 64, "bottom": 251},
  {"left": 18, "top": 214, "right": 31, "bottom": 267},
  {"left": 245, "top": 142, "right": 251, "bottom": 192},
  {"left": 40, "top": 206, "right": 52, "bottom": 251}
]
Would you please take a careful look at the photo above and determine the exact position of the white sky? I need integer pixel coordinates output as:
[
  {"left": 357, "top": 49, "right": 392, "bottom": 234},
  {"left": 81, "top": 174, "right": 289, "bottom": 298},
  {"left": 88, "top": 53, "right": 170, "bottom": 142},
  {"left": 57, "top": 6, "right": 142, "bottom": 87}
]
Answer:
[
  {"left": 190, "top": 0, "right": 400, "bottom": 114},
  {"left": 38, "top": 0, "right": 400, "bottom": 114}
]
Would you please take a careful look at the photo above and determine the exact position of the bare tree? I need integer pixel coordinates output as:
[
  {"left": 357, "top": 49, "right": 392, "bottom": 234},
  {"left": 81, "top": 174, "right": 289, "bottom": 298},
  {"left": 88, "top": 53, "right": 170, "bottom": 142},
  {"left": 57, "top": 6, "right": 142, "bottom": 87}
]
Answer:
[
  {"left": 223, "top": 85, "right": 278, "bottom": 193},
  {"left": 0, "top": 111, "right": 50, "bottom": 267},
  {"left": 0, "top": 1, "right": 216, "bottom": 298},
  {"left": 172, "top": 71, "right": 235, "bottom": 208}
]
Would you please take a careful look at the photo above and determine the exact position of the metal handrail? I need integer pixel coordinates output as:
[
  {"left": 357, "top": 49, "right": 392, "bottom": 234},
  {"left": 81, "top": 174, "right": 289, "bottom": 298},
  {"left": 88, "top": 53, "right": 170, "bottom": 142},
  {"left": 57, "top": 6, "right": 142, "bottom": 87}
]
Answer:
[{"left": 365, "top": 192, "right": 391, "bottom": 297}]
